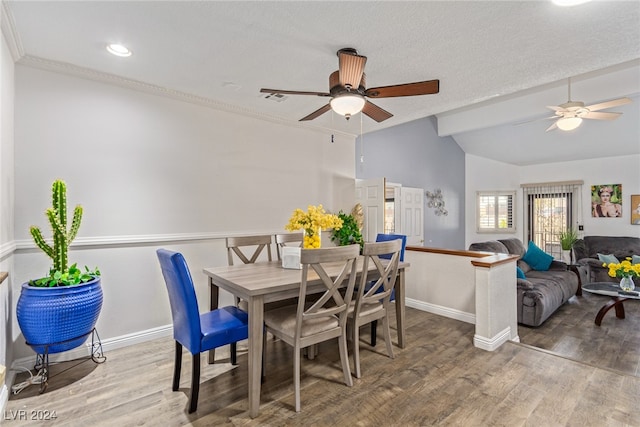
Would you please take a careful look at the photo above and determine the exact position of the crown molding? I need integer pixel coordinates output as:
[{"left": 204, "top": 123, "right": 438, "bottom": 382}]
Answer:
[
  {"left": 1, "top": 1, "right": 24, "bottom": 61},
  {"left": 16, "top": 54, "right": 357, "bottom": 139}
]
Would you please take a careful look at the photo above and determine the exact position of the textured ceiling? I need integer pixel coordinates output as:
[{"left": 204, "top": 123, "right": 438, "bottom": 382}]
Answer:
[{"left": 2, "top": 0, "right": 640, "bottom": 165}]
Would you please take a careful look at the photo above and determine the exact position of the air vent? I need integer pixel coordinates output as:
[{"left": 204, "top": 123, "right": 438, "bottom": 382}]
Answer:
[{"left": 262, "top": 93, "right": 288, "bottom": 102}]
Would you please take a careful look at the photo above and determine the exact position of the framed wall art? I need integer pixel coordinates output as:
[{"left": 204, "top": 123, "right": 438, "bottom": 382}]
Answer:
[
  {"left": 631, "top": 194, "right": 640, "bottom": 225},
  {"left": 591, "top": 184, "right": 622, "bottom": 218}
]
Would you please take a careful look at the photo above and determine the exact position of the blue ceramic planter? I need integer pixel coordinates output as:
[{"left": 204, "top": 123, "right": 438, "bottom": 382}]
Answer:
[{"left": 17, "top": 277, "right": 103, "bottom": 354}]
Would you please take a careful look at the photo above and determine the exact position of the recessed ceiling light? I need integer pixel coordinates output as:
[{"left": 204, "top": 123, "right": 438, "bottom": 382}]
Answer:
[
  {"left": 106, "top": 44, "right": 132, "bottom": 57},
  {"left": 551, "top": 0, "right": 591, "bottom": 6}
]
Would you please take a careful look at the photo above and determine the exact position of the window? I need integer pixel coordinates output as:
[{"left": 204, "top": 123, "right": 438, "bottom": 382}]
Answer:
[
  {"left": 522, "top": 181, "right": 583, "bottom": 260},
  {"left": 476, "top": 191, "right": 515, "bottom": 233}
]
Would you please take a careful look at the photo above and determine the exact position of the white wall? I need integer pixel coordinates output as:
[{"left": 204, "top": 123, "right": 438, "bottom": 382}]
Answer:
[
  {"left": 520, "top": 155, "right": 640, "bottom": 238},
  {"left": 466, "top": 153, "right": 640, "bottom": 248},
  {"left": 465, "top": 154, "right": 520, "bottom": 245},
  {"left": 10, "top": 66, "right": 356, "bottom": 360},
  {"left": 1, "top": 20, "right": 16, "bottom": 407}
]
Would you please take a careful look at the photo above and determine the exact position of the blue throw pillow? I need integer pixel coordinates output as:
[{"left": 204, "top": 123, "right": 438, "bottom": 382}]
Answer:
[
  {"left": 516, "top": 266, "right": 526, "bottom": 279},
  {"left": 597, "top": 253, "right": 620, "bottom": 265},
  {"left": 522, "top": 241, "right": 553, "bottom": 271},
  {"left": 631, "top": 255, "right": 640, "bottom": 265}
]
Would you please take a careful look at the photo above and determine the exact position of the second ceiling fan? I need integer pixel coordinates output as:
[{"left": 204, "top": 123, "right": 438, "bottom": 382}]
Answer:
[
  {"left": 260, "top": 48, "right": 440, "bottom": 123},
  {"left": 544, "top": 77, "right": 632, "bottom": 132}
]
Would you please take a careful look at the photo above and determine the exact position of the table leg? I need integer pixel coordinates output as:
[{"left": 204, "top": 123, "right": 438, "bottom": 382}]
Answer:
[
  {"left": 208, "top": 277, "right": 220, "bottom": 364},
  {"left": 248, "top": 295, "right": 264, "bottom": 418},
  {"left": 594, "top": 297, "right": 627, "bottom": 326},
  {"left": 395, "top": 269, "right": 406, "bottom": 348}
]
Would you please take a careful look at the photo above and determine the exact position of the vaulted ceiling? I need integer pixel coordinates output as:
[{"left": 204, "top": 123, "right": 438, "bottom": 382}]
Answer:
[{"left": 2, "top": 1, "right": 639, "bottom": 165}]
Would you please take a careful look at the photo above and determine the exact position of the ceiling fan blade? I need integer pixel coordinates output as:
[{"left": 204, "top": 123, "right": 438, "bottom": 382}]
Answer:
[
  {"left": 299, "top": 104, "right": 332, "bottom": 121},
  {"left": 362, "top": 100, "right": 393, "bottom": 122},
  {"left": 338, "top": 51, "right": 367, "bottom": 89},
  {"left": 584, "top": 97, "right": 632, "bottom": 112},
  {"left": 584, "top": 111, "right": 622, "bottom": 120},
  {"left": 260, "top": 88, "right": 330, "bottom": 97},
  {"left": 545, "top": 121, "right": 558, "bottom": 132},
  {"left": 365, "top": 80, "right": 439, "bottom": 98},
  {"left": 546, "top": 105, "right": 566, "bottom": 112},
  {"left": 515, "top": 115, "right": 558, "bottom": 125}
]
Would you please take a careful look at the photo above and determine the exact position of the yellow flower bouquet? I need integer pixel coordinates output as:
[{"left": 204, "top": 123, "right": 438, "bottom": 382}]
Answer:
[
  {"left": 285, "top": 204, "right": 343, "bottom": 249},
  {"left": 603, "top": 258, "right": 640, "bottom": 291},
  {"left": 604, "top": 258, "right": 640, "bottom": 279}
]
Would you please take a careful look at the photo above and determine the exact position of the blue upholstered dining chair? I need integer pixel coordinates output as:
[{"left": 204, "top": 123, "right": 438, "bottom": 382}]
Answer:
[
  {"left": 156, "top": 249, "right": 249, "bottom": 413},
  {"left": 369, "top": 233, "right": 407, "bottom": 346}
]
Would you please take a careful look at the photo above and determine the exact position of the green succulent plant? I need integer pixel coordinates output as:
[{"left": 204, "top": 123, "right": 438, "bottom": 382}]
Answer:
[
  {"left": 330, "top": 211, "right": 364, "bottom": 250},
  {"left": 558, "top": 227, "right": 579, "bottom": 251},
  {"left": 29, "top": 179, "right": 99, "bottom": 287}
]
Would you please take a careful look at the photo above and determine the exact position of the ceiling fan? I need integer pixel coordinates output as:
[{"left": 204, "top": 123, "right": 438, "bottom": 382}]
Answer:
[
  {"left": 260, "top": 48, "right": 439, "bottom": 123},
  {"left": 544, "top": 77, "right": 632, "bottom": 132}
]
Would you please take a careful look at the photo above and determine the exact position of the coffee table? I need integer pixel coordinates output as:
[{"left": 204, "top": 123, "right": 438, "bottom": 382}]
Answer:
[{"left": 582, "top": 282, "right": 640, "bottom": 326}]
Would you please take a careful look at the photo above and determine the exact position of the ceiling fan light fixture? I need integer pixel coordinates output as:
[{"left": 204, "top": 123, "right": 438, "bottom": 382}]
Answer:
[
  {"left": 106, "top": 43, "right": 132, "bottom": 57},
  {"left": 556, "top": 117, "right": 582, "bottom": 131},
  {"left": 330, "top": 94, "right": 365, "bottom": 118}
]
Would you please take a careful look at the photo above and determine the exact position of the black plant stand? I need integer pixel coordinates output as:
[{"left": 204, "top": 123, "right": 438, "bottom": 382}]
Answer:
[{"left": 28, "top": 328, "right": 106, "bottom": 393}]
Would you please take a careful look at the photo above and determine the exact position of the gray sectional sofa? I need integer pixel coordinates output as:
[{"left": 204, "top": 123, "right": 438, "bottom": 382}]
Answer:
[
  {"left": 468, "top": 238, "right": 579, "bottom": 327},
  {"left": 573, "top": 236, "right": 640, "bottom": 284}
]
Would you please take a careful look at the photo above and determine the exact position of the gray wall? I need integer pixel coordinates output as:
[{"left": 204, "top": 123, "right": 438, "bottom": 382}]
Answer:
[{"left": 356, "top": 117, "right": 465, "bottom": 249}]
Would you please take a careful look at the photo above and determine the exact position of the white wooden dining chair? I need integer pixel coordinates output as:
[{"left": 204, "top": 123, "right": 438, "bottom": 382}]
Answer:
[
  {"left": 225, "top": 235, "right": 273, "bottom": 266},
  {"left": 263, "top": 244, "right": 360, "bottom": 412},
  {"left": 348, "top": 239, "right": 401, "bottom": 379},
  {"left": 274, "top": 232, "right": 304, "bottom": 261}
]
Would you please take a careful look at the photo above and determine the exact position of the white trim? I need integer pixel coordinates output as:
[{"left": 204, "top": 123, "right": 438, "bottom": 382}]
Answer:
[
  {"left": 406, "top": 297, "right": 476, "bottom": 324},
  {"left": 8, "top": 325, "right": 173, "bottom": 391},
  {"left": 16, "top": 55, "right": 357, "bottom": 139},
  {"left": 0, "top": 384, "right": 7, "bottom": 420},
  {"left": 13, "top": 230, "right": 287, "bottom": 251},
  {"left": 0, "top": 241, "right": 16, "bottom": 259},
  {"left": 473, "top": 326, "right": 513, "bottom": 351},
  {"left": 0, "top": 1, "right": 24, "bottom": 61}
]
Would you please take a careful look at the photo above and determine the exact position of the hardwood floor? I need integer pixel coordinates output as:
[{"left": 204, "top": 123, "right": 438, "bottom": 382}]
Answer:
[
  {"left": 519, "top": 289, "right": 640, "bottom": 377},
  {"left": 5, "top": 307, "right": 640, "bottom": 426}
]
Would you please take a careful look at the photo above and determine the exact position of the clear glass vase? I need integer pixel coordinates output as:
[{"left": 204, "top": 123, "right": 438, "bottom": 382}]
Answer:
[
  {"left": 303, "top": 226, "right": 321, "bottom": 249},
  {"left": 620, "top": 276, "right": 635, "bottom": 292}
]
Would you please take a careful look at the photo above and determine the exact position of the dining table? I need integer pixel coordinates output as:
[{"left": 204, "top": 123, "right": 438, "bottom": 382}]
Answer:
[{"left": 203, "top": 256, "right": 409, "bottom": 418}]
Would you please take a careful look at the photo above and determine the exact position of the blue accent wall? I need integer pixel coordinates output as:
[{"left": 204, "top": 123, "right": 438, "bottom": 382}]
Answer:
[{"left": 355, "top": 117, "right": 466, "bottom": 249}]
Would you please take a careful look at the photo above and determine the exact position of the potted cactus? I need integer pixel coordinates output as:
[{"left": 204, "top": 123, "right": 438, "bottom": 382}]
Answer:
[{"left": 16, "top": 179, "right": 102, "bottom": 355}]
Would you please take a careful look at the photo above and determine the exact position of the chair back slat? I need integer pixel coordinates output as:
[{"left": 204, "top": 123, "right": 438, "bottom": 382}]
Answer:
[
  {"left": 226, "top": 235, "right": 273, "bottom": 266},
  {"left": 356, "top": 240, "right": 402, "bottom": 316},
  {"left": 375, "top": 233, "right": 407, "bottom": 261},
  {"left": 275, "top": 233, "right": 304, "bottom": 260},
  {"left": 156, "top": 249, "right": 202, "bottom": 353},
  {"left": 296, "top": 245, "right": 360, "bottom": 339}
]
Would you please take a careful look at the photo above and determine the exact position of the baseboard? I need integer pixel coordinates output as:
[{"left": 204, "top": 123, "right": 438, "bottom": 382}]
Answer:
[
  {"left": 0, "top": 384, "right": 8, "bottom": 421},
  {"left": 405, "top": 298, "right": 476, "bottom": 324},
  {"left": 473, "top": 326, "right": 512, "bottom": 351},
  {"left": 8, "top": 325, "right": 173, "bottom": 391}
]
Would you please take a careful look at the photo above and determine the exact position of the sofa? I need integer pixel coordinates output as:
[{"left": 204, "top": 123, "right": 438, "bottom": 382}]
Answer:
[
  {"left": 468, "top": 238, "right": 579, "bottom": 327},
  {"left": 573, "top": 236, "right": 640, "bottom": 284}
]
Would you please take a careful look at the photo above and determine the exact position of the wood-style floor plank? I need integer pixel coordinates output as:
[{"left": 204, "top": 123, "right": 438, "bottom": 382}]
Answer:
[{"left": 6, "top": 306, "right": 640, "bottom": 426}]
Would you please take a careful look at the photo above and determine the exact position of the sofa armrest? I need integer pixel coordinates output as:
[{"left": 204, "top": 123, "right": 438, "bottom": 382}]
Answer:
[
  {"left": 517, "top": 278, "right": 535, "bottom": 290},
  {"left": 548, "top": 260, "right": 568, "bottom": 271}
]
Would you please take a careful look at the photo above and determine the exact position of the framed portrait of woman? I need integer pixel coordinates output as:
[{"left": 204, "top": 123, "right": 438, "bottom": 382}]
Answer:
[
  {"left": 591, "top": 184, "right": 622, "bottom": 218},
  {"left": 632, "top": 194, "right": 640, "bottom": 225}
]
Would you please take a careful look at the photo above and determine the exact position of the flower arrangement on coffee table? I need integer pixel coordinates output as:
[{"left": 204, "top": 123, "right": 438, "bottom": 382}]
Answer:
[{"left": 603, "top": 258, "right": 640, "bottom": 291}]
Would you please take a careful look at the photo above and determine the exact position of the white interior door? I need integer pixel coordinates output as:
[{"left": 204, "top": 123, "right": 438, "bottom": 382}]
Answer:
[
  {"left": 355, "top": 178, "right": 385, "bottom": 242},
  {"left": 399, "top": 187, "right": 424, "bottom": 245}
]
